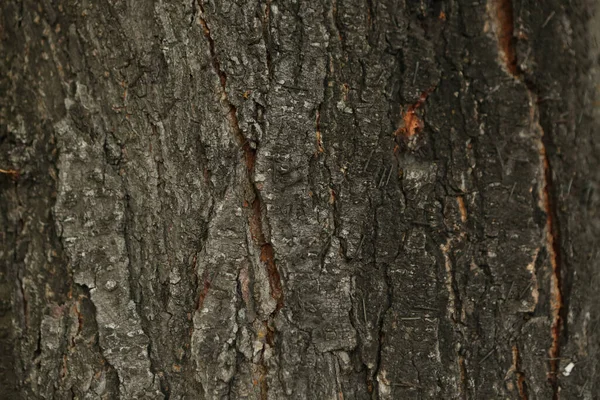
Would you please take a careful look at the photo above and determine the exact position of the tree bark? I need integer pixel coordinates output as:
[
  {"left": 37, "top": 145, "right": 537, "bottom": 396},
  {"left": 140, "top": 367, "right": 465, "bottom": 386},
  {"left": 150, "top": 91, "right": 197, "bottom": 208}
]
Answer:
[{"left": 1, "top": 0, "right": 600, "bottom": 398}]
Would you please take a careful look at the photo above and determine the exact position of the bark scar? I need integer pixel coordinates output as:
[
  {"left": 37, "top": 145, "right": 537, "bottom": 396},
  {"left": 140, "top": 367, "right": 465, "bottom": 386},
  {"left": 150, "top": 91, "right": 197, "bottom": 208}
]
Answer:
[{"left": 393, "top": 89, "right": 432, "bottom": 138}]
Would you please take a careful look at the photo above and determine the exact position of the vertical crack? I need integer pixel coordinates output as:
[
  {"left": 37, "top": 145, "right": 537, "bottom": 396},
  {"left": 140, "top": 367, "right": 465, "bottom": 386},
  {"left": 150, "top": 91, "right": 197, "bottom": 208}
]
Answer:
[
  {"left": 371, "top": 204, "right": 393, "bottom": 398},
  {"left": 196, "top": 0, "right": 283, "bottom": 309},
  {"left": 195, "top": 2, "right": 284, "bottom": 397},
  {"left": 458, "top": 353, "right": 468, "bottom": 398},
  {"left": 538, "top": 138, "right": 562, "bottom": 397},
  {"left": 512, "top": 344, "right": 529, "bottom": 400},
  {"left": 490, "top": 1, "right": 563, "bottom": 397},
  {"left": 261, "top": 0, "right": 273, "bottom": 79},
  {"left": 493, "top": 0, "right": 518, "bottom": 75}
]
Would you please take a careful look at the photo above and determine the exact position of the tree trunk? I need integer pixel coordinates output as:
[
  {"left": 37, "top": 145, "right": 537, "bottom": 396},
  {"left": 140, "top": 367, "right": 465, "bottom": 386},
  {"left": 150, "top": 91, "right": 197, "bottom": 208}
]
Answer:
[{"left": 1, "top": 0, "right": 599, "bottom": 398}]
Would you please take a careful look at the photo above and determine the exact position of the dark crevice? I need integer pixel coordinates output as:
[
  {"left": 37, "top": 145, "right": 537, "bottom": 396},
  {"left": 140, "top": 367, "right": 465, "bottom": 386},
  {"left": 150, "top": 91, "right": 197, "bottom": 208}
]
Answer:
[
  {"left": 196, "top": 3, "right": 284, "bottom": 397},
  {"left": 458, "top": 353, "right": 468, "bottom": 398},
  {"left": 491, "top": 1, "right": 563, "bottom": 396},
  {"left": 331, "top": 0, "right": 346, "bottom": 50},
  {"left": 371, "top": 204, "right": 393, "bottom": 398},
  {"left": 149, "top": 341, "right": 171, "bottom": 399},
  {"left": 197, "top": 0, "right": 284, "bottom": 306},
  {"left": 314, "top": 27, "right": 340, "bottom": 263},
  {"left": 513, "top": 344, "right": 529, "bottom": 400},
  {"left": 120, "top": 174, "right": 166, "bottom": 397},
  {"left": 538, "top": 124, "right": 563, "bottom": 398},
  {"left": 260, "top": 0, "right": 273, "bottom": 79},
  {"left": 190, "top": 0, "right": 196, "bottom": 26},
  {"left": 494, "top": 0, "right": 518, "bottom": 75},
  {"left": 74, "top": 282, "right": 121, "bottom": 397}
]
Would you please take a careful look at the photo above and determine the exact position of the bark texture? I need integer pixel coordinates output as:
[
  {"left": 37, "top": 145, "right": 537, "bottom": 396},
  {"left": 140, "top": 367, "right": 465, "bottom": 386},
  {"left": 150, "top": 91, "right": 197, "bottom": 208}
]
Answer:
[{"left": 1, "top": 0, "right": 600, "bottom": 399}]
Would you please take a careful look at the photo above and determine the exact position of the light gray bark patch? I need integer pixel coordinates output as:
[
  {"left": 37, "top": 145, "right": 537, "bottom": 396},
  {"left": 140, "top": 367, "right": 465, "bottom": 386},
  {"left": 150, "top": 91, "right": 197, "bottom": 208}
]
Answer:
[
  {"left": 54, "top": 118, "right": 162, "bottom": 399},
  {"left": 191, "top": 182, "right": 247, "bottom": 399}
]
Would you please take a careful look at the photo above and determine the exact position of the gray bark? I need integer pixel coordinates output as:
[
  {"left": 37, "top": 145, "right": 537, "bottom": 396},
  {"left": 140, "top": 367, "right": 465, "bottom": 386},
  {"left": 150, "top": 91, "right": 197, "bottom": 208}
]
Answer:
[{"left": 1, "top": 0, "right": 600, "bottom": 399}]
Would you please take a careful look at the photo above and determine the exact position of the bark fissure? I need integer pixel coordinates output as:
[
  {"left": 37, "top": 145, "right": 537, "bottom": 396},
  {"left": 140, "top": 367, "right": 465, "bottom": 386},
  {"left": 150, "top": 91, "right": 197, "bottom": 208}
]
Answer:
[
  {"left": 261, "top": 0, "right": 273, "bottom": 78},
  {"left": 458, "top": 354, "right": 468, "bottom": 398},
  {"left": 123, "top": 169, "right": 169, "bottom": 400},
  {"left": 492, "top": 1, "right": 563, "bottom": 396},
  {"left": 196, "top": 2, "right": 283, "bottom": 309},
  {"left": 539, "top": 135, "right": 563, "bottom": 397},
  {"left": 494, "top": 0, "right": 518, "bottom": 75},
  {"left": 87, "top": 296, "right": 121, "bottom": 399},
  {"left": 196, "top": 2, "right": 284, "bottom": 397},
  {"left": 371, "top": 203, "right": 393, "bottom": 397},
  {"left": 512, "top": 344, "right": 529, "bottom": 400}
]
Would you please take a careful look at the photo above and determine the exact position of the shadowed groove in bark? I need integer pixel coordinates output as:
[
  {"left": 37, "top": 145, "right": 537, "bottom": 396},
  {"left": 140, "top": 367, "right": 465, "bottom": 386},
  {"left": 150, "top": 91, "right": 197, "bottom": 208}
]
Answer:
[
  {"left": 194, "top": 269, "right": 212, "bottom": 312},
  {"left": 458, "top": 354, "right": 468, "bottom": 398},
  {"left": 538, "top": 139, "right": 563, "bottom": 397},
  {"left": 261, "top": 0, "right": 273, "bottom": 78},
  {"left": 512, "top": 344, "right": 529, "bottom": 400},
  {"left": 493, "top": 0, "right": 518, "bottom": 75},
  {"left": 491, "top": 0, "right": 563, "bottom": 396},
  {"left": 122, "top": 136, "right": 172, "bottom": 399},
  {"left": 196, "top": 1, "right": 284, "bottom": 396},
  {"left": 71, "top": 283, "right": 121, "bottom": 397},
  {"left": 196, "top": 2, "right": 283, "bottom": 309}
]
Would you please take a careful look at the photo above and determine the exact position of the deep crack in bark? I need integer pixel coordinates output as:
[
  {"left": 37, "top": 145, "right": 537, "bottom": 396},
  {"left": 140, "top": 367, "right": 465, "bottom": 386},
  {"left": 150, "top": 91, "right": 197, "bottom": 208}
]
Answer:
[
  {"left": 491, "top": 1, "right": 563, "bottom": 397},
  {"left": 512, "top": 344, "right": 529, "bottom": 400},
  {"left": 196, "top": 2, "right": 284, "bottom": 397}
]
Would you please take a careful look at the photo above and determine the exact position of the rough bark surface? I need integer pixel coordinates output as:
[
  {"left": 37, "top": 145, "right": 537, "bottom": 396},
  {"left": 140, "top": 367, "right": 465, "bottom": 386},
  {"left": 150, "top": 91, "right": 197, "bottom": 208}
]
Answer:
[{"left": 1, "top": 0, "right": 600, "bottom": 399}]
